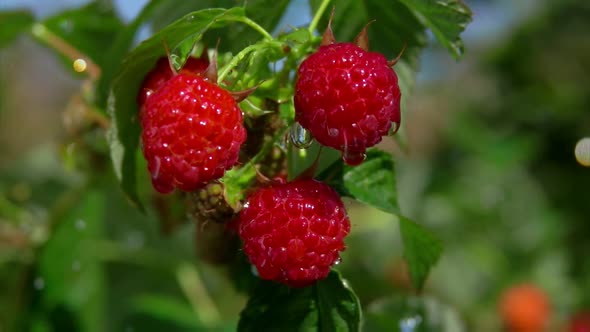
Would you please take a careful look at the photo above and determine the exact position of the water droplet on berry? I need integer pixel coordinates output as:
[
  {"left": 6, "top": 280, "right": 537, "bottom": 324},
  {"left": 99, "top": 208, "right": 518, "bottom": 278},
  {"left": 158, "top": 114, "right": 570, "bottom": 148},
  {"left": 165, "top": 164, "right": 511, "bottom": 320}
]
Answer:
[
  {"left": 289, "top": 123, "right": 313, "bottom": 149},
  {"left": 342, "top": 149, "right": 366, "bottom": 166},
  {"left": 334, "top": 257, "right": 342, "bottom": 265},
  {"left": 328, "top": 128, "right": 339, "bottom": 137},
  {"left": 388, "top": 122, "right": 400, "bottom": 136}
]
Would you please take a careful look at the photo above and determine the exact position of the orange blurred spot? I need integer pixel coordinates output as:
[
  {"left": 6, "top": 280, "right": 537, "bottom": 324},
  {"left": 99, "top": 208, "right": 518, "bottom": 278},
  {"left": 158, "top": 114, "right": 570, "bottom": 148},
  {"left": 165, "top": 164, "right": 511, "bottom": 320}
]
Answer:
[{"left": 499, "top": 283, "right": 551, "bottom": 332}]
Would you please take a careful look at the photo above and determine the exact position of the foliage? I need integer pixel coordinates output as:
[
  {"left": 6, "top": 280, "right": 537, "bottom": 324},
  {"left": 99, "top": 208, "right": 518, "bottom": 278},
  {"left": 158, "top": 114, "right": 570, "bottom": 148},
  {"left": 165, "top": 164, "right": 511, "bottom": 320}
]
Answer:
[{"left": 0, "top": 0, "right": 473, "bottom": 331}]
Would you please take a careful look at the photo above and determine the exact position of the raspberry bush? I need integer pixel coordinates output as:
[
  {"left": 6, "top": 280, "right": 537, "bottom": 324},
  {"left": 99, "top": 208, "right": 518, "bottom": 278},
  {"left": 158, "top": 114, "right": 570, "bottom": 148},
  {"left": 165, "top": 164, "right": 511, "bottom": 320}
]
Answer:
[{"left": 0, "top": 0, "right": 476, "bottom": 330}]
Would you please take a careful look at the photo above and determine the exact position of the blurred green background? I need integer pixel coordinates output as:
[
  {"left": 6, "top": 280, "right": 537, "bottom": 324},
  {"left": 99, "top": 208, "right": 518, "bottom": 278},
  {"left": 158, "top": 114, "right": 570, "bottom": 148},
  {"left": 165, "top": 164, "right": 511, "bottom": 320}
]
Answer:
[{"left": 1, "top": 0, "right": 589, "bottom": 331}]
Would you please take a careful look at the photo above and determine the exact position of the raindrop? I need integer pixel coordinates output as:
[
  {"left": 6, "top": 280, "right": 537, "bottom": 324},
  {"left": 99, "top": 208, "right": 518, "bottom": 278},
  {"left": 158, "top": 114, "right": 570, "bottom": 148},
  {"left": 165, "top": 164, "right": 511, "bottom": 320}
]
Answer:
[
  {"left": 399, "top": 315, "right": 422, "bottom": 332},
  {"left": 34, "top": 277, "right": 45, "bottom": 290},
  {"left": 334, "top": 257, "right": 342, "bottom": 265},
  {"left": 75, "top": 219, "right": 86, "bottom": 231},
  {"left": 289, "top": 123, "right": 313, "bottom": 149},
  {"left": 388, "top": 122, "right": 400, "bottom": 136},
  {"left": 342, "top": 149, "right": 366, "bottom": 166}
]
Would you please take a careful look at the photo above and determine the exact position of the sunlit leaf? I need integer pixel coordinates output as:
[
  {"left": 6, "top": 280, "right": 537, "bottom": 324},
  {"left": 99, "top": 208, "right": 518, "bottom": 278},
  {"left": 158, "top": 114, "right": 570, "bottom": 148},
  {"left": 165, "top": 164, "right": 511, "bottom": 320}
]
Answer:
[{"left": 343, "top": 150, "right": 399, "bottom": 215}]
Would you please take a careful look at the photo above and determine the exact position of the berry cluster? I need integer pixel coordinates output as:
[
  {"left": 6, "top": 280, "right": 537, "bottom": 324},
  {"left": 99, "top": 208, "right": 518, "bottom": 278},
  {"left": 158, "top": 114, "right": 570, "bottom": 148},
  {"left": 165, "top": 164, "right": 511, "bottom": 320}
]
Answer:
[{"left": 137, "top": 20, "right": 401, "bottom": 287}]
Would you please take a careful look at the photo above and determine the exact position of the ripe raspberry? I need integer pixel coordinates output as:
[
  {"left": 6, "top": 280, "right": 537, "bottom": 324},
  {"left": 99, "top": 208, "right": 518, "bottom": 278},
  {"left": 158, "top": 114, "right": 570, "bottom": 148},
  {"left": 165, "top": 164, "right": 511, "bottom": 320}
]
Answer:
[
  {"left": 294, "top": 42, "right": 401, "bottom": 165},
  {"left": 138, "top": 55, "right": 210, "bottom": 106},
  {"left": 499, "top": 283, "right": 551, "bottom": 332},
  {"left": 238, "top": 179, "right": 350, "bottom": 287},
  {"left": 141, "top": 73, "right": 246, "bottom": 193}
]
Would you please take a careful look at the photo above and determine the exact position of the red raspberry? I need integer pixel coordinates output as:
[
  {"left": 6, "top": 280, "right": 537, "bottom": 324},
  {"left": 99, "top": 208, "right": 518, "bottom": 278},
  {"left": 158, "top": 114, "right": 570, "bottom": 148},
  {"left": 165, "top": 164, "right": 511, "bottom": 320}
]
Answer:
[
  {"left": 138, "top": 56, "right": 210, "bottom": 106},
  {"left": 499, "top": 283, "right": 551, "bottom": 332},
  {"left": 238, "top": 178, "right": 350, "bottom": 287},
  {"left": 294, "top": 42, "right": 401, "bottom": 165},
  {"left": 140, "top": 73, "right": 246, "bottom": 193}
]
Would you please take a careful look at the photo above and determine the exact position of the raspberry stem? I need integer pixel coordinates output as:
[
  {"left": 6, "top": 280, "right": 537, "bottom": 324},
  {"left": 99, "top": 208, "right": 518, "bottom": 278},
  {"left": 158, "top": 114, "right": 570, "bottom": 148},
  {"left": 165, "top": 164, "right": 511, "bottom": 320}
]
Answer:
[
  {"left": 236, "top": 17, "right": 273, "bottom": 40},
  {"left": 30, "top": 23, "right": 101, "bottom": 80},
  {"left": 308, "top": 0, "right": 332, "bottom": 34},
  {"left": 217, "top": 41, "right": 282, "bottom": 84}
]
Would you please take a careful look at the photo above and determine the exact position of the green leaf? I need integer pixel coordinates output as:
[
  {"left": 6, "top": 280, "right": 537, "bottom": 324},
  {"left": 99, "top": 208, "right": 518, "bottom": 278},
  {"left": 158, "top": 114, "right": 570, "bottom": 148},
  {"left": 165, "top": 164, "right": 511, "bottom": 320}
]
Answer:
[
  {"left": 38, "top": 190, "right": 106, "bottom": 332},
  {"left": 149, "top": 0, "right": 290, "bottom": 52},
  {"left": 34, "top": 2, "right": 123, "bottom": 67},
  {"left": 96, "top": 0, "right": 170, "bottom": 107},
  {"left": 308, "top": 0, "right": 472, "bottom": 67},
  {"left": 0, "top": 10, "right": 34, "bottom": 48},
  {"left": 343, "top": 150, "right": 399, "bottom": 215},
  {"left": 309, "top": 0, "right": 427, "bottom": 67},
  {"left": 238, "top": 271, "right": 361, "bottom": 331},
  {"left": 398, "top": 0, "right": 472, "bottom": 58},
  {"left": 107, "top": 7, "right": 248, "bottom": 207},
  {"left": 130, "top": 294, "right": 201, "bottom": 328},
  {"left": 399, "top": 216, "right": 442, "bottom": 291}
]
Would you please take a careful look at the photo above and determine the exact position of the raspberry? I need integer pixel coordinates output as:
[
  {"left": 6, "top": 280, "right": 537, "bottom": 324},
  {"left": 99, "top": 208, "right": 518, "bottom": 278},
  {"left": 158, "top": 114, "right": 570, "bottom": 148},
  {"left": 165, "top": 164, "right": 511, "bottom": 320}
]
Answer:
[
  {"left": 138, "top": 55, "right": 210, "bottom": 106},
  {"left": 140, "top": 73, "right": 246, "bottom": 193},
  {"left": 238, "top": 178, "right": 350, "bottom": 287},
  {"left": 499, "top": 283, "right": 551, "bottom": 332},
  {"left": 294, "top": 42, "right": 401, "bottom": 165}
]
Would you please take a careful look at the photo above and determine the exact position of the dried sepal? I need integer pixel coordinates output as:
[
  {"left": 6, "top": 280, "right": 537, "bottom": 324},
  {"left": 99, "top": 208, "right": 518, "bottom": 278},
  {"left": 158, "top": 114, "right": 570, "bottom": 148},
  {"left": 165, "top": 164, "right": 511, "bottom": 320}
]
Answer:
[
  {"left": 353, "top": 20, "right": 375, "bottom": 51},
  {"left": 388, "top": 43, "right": 407, "bottom": 67},
  {"left": 321, "top": 7, "right": 337, "bottom": 46}
]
